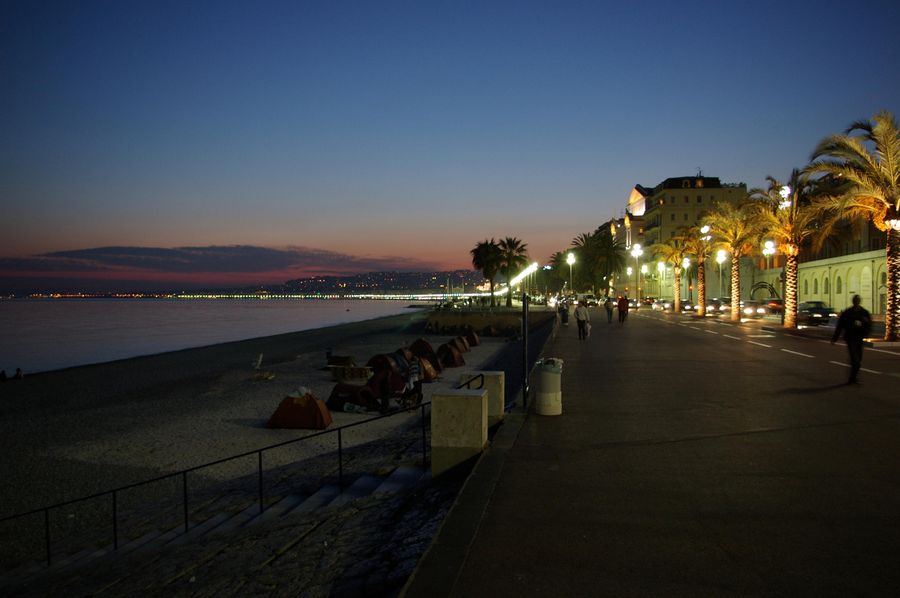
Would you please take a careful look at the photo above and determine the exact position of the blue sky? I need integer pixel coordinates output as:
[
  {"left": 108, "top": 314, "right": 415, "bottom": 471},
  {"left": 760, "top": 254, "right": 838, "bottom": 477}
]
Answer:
[{"left": 1, "top": 0, "right": 899, "bottom": 289}]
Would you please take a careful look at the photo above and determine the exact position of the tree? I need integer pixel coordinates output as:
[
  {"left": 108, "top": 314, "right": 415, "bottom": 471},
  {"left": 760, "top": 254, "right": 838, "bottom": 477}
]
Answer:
[
  {"left": 498, "top": 237, "right": 529, "bottom": 307},
  {"left": 807, "top": 110, "right": 900, "bottom": 341},
  {"left": 682, "top": 225, "right": 716, "bottom": 317},
  {"left": 470, "top": 238, "right": 502, "bottom": 307},
  {"left": 651, "top": 236, "right": 690, "bottom": 313},
  {"left": 747, "top": 170, "right": 821, "bottom": 329},
  {"left": 570, "top": 229, "right": 626, "bottom": 296},
  {"left": 702, "top": 201, "right": 759, "bottom": 321}
]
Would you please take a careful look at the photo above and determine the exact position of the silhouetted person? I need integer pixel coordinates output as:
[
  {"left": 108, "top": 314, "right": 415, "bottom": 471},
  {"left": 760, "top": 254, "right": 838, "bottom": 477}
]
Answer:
[
  {"left": 604, "top": 296, "right": 614, "bottom": 323},
  {"left": 0, "top": 370, "right": 6, "bottom": 381},
  {"left": 574, "top": 301, "right": 590, "bottom": 340},
  {"left": 13, "top": 368, "right": 23, "bottom": 380},
  {"left": 831, "top": 294, "right": 871, "bottom": 384},
  {"left": 617, "top": 296, "right": 629, "bottom": 323}
]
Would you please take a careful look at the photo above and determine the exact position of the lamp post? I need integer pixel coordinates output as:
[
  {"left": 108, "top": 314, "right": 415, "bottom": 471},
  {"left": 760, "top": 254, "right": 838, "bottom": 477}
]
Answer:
[
  {"left": 716, "top": 249, "right": 727, "bottom": 297},
  {"left": 682, "top": 257, "right": 691, "bottom": 303},
  {"left": 566, "top": 252, "right": 576, "bottom": 297},
  {"left": 630, "top": 243, "right": 643, "bottom": 302}
]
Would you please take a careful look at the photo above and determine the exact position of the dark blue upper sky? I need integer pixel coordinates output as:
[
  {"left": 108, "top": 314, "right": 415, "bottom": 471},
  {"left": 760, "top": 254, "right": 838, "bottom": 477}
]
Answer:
[{"left": 2, "top": 0, "right": 899, "bottom": 287}]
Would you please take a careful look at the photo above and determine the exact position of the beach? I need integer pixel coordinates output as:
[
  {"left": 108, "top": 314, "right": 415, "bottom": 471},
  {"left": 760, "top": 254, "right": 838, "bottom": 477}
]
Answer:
[{"left": 0, "top": 310, "right": 509, "bottom": 521}]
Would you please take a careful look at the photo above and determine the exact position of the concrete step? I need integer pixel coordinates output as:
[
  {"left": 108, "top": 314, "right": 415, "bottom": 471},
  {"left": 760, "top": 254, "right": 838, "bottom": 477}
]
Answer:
[
  {"left": 373, "top": 465, "right": 427, "bottom": 496},
  {"left": 242, "top": 494, "right": 306, "bottom": 529},
  {"left": 285, "top": 484, "right": 341, "bottom": 516},
  {"left": 329, "top": 475, "right": 382, "bottom": 509}
]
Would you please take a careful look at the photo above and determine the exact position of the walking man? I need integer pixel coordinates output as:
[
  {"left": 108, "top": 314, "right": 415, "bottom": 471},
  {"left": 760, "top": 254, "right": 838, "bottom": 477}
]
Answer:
[
  {"left": 604, "top": 296, "right": 614, "bottom": 323},
  {"left": 616, "top": 295, "right": 629, "bottom": 324},
  {"left": 831, "top": 294, "right": 871, "bottom": 384},
  {"left": 574, "top": 301, "right": 591, "bottom": 340}
]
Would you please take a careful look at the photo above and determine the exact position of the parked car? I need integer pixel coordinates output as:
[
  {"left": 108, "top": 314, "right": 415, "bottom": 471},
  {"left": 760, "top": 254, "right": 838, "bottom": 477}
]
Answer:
[{"left": 797, "top": 301, "right": 836, "bottom": 325}]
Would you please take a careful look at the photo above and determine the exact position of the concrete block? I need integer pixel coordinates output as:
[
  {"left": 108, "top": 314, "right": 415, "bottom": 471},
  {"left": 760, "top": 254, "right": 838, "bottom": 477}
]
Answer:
[
  {"left": 459, "top": 371, "right": 505, "bottom": 425},
  {"left": 431, "top": 388, "right": 488, "bottom": 477}
]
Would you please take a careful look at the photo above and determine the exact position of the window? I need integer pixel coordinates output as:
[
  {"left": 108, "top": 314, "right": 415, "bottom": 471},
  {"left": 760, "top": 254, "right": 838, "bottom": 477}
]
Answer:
[
  {"left": 804, "top": 280, "right": 808, "bottom": 294},
  {"left": 883, "top": 272, "right": 888, "bottom": 286},
  {"left": 837, "top": 277, "right": 842, "bottom": 294},
  {"left": 814, "top": 279, "right": 818, "bottom": 294},
  {"left": 671, "top": 213, "right": 676, "bottom": 221},
  {"left": 824, "top": 278, "right": 829, "bottom": 293},
  {"left": 683, "top": 213, "right": 688, "bottom": 221},
  {"left": 697, "top": 196, "right": 702, "bottom": 203}
]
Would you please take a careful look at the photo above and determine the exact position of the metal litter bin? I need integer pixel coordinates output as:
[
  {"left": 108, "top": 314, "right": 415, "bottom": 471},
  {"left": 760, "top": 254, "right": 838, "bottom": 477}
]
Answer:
[{"left": 535, "top": 358, "right": 563, "bottom": 415}]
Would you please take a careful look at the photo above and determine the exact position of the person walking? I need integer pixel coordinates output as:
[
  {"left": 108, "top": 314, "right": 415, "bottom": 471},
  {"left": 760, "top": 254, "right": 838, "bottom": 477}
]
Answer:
[
  {"left": 616, "top": 295, "right": 629, "bottom": 324},
  {"left": 604, "top": 296, "right": 614, "bottom": 323},
  {"left": 831, "top": 294, "right": 871, "bottom": 384},
  {"left": 574, "top": 301, "right": 591, "bottom": 340}
]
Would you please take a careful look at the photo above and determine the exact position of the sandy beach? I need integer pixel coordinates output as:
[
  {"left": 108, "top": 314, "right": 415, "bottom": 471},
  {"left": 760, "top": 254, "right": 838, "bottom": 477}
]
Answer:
[{"left": 0, "top": 310, "right": 509, "bottom": 523}]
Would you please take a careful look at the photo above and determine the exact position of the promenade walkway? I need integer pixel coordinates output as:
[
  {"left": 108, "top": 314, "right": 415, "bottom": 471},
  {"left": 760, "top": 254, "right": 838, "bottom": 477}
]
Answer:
[{"left": 405, "top": 308, "right": 900, "bottom": 597}]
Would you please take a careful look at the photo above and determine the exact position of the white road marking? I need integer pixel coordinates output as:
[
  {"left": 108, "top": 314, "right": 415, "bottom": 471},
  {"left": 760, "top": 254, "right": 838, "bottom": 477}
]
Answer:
[
  {"left": 748, "top": 334, "right": 775, "bottom": 338},
  {"left": 781, "top": 349, "right": 813, "bottom": 358},
  {"left": 871, "top": 348, "right": 900, "bottom": 356},
  {"left": 723, "top": 334, "right": 741, "bottom": 340},
  {"left": 689, "top": 327, "right": 702, "bottom": 331},
  {"left": 749, "top": 341, "right": 772, "bottom": 348},
  {"left": 860, "top": 367, "right": 882, "bottom": 374},
  {"left": 830, "top": 361, "right": 849, "bottom": 368},
  {"left": 704, "top": 330, "right": 719, "bottom": 335},
  {"left": 829, "top": 361, "right": 882, "bottom": 375}
]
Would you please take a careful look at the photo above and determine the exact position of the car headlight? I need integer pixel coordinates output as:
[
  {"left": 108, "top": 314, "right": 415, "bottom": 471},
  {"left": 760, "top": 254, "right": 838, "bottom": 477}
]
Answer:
[{"left": 743, "top": 307, "right": 753, "bottom": 315}]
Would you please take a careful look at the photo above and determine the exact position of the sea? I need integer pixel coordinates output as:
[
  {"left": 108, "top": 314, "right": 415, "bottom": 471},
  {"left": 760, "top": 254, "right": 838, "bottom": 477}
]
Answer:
[{"left": 0, "top": 298, "right": 427, "bottom": 374}]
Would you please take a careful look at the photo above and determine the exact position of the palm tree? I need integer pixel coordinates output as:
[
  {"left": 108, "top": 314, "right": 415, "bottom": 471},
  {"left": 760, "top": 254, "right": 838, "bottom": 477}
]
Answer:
[
  {"left": 498, "top": 236, "right": 529, "bottom": 307},
  {"left": 651, "top": 236, "right": 690, "bottom": 313},
  {"left": 747, "top": 170, "right": 820, "bottom": 329},
  {"left": 807, "top": 110, "right": 900, "bottom": 341},
  {"left": 703, "top": 201, "right": 759, "bottom": 321},
  {"left": 470, "top": 238, "right": 502, "bottom": 307},
  {"left": 682, "top": 224, "right": 717, "bottom": 317}
]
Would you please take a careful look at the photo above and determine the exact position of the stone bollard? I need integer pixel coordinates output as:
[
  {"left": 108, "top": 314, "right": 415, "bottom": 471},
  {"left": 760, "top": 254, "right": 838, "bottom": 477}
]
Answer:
[
  {"left": 459, "top": 371, "right": 505, "bottom": 426},
  {"left": 431, "top": 388, "right": 488, "bottom": 477}
]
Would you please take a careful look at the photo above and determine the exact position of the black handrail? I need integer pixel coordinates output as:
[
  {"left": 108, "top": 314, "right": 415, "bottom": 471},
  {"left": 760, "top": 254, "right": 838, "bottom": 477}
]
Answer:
[
  {"left": 455, "top": 373, "right": 485, "bottom": 390},
  {"left": 1, "top": 401, "right": 432, "bottom": 567}
]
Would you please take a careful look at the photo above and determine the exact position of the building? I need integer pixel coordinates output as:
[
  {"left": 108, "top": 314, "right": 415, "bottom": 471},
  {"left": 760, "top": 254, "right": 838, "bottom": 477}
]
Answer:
[{"left": 639, "top": 176, "right": 747, "bottom": 247}]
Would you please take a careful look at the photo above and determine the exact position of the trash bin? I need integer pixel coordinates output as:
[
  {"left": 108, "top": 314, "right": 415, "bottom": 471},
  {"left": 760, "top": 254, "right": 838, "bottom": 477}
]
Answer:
[{"left": 535, "top": 358, "right": 563, "bottom": 415}]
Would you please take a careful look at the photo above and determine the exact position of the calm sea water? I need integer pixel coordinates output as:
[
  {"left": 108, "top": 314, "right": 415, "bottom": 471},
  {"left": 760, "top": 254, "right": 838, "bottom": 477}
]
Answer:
[{"left": 0, "top": 299, "right": 425, "bottom": 374}]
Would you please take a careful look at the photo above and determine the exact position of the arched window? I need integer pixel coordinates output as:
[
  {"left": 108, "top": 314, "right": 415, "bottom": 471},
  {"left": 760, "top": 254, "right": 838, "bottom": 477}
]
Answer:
[
  {"left": 824, "top": 278, "right": 830, "bottom": 294},
  {"left": 837, "top": 276, "right": 842, "bottom": 294},
  {"left": 804, "top": 280, "right": 808, "bottom": 295},
  {"left": 882, "top": 272, "right": 888, "bottom": 286},
  {"left": 814, "top": 279, "right": 818, "bottom": 294}
]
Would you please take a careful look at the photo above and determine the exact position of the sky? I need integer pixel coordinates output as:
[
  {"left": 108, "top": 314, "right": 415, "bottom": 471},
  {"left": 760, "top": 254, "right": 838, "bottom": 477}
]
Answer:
[{"left": 2, "top": 0, "right": 899, "bottom": 292}]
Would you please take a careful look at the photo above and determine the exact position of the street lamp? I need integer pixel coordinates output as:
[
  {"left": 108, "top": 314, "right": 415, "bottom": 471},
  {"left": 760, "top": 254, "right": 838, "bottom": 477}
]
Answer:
[
  {"left": 631, "top": 243, "right": 643, "bottom": 301},
  {"left": 566, "top": 252, "right": 576, "bottom": 296},
  {"left": 716, "top": 249, "right": 727, "bottom": 297},
  {"left": 682, "top": 257, "right": 691, "bottom": 302}
]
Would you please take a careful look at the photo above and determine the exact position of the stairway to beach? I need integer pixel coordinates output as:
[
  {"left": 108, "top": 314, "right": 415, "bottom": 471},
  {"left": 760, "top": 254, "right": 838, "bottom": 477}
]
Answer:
[{"left": 1, "top": 463, "right": 433, "bottom": 595}]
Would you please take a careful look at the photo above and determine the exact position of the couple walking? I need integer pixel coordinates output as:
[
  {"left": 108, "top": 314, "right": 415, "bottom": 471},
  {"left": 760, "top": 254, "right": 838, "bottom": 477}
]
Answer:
[{"left": 601, "top": 295, "right": 630, "bottom": 323}]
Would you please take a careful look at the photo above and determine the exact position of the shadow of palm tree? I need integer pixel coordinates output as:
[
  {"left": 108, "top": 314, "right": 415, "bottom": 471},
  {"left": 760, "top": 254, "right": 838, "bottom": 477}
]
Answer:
[{"left": 781, "top": 383, "right": 850, "bottom": 394}]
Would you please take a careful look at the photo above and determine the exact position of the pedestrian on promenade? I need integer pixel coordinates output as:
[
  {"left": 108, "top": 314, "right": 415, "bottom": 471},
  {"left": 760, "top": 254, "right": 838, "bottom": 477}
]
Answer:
[
  {"left": 831, "top": 294, "right": 871, "bottom": 384},
  {"left": 558, "top": 299, "right": 569, "bottom": 325},
  {"left": 604, "top": 296, "right": 614, "bottom": 323},
  {"left": 616, "top": 295, "right": 629, "bottom": 324},
  {"left": 574, "top": 301, "right": 591, "bottom": 340}
]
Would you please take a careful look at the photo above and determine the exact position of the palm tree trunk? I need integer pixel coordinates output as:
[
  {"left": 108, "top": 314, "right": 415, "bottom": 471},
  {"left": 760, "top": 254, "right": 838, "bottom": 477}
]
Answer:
[
  {"left": 488, "top": 278, "right": 495, "bottom": 307},
  {"left": 783, "top": 254, "right": 799, "bottom": 329},
  {"left": 730, "top": 256, "right": 741, "bottom": 322},
  {"left": 697, "top": 261, "right": 706, "bottom": 317},
  {"left": 673, "top": 267, "right": 682, "bottom": 313},
  {"left": 886, "top": 228, "right": 900, "bottom": 341}
]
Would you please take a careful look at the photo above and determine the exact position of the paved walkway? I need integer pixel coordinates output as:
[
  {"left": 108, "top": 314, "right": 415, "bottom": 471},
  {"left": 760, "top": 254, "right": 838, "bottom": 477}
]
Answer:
[{"left": 405, "top": 310, "right": 900, "bottom": 597}]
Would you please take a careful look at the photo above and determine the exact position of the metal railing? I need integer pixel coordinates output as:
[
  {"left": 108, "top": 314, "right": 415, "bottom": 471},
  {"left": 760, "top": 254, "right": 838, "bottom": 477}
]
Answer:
[
  {"left": 2, "top": 373, "right": 490, "bottom": 570},
  {"left": 1, "top": 401, "right": 433, "bottom": 568}
]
